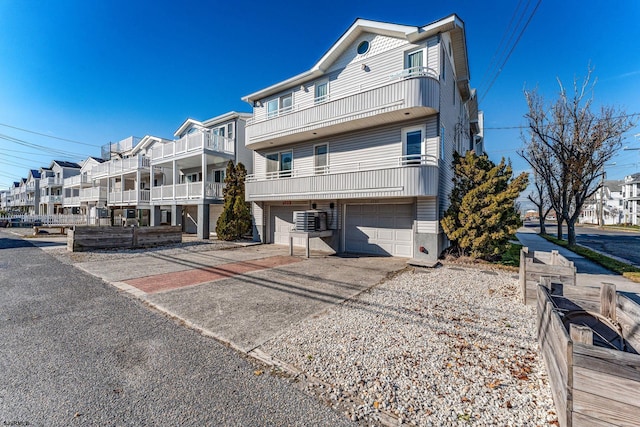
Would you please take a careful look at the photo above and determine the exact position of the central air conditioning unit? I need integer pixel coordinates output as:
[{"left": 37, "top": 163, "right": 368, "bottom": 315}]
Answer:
[{"left": 294, "top": 210, "right": 327, "bottom": 232}]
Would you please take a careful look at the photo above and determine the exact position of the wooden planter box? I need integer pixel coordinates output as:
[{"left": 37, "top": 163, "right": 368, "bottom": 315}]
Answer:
[
  {"left": 537, "top": 283, "right": 640, "bottom": 427},
  {"left": 520, "top": 247, "right": 576, "bottom": 305},
  {"left": 68, "top": 225, "right": 182, "bottom": 252}
]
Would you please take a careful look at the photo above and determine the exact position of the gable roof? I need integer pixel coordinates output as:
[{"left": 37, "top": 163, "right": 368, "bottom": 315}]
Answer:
[
  {"left": 50, "top": 160, "right": 81, "bottom": 169},
  {"left": 242, "top": 14, "right": 469, "bottom": 103},
  {"left": 28, "top": 169, "right": 41, "bottom": 179},
  {"left": 173, "top": 111, "right": 252, "bottom": 137}
]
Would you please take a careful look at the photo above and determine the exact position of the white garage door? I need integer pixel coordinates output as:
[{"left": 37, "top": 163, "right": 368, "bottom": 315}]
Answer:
[
  {"left": 345, "top": 204, "right": 414, "bottom": 257},
  {"left": 269, "top": 205, "right": 306, "bottom": 246}
]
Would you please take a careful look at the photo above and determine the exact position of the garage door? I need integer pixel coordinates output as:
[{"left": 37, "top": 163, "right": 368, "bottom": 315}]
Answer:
[
  {"left": 269, "top": 205, "right": 306, "bottom": 246},
  {"left": 345, "top": 204, "right": 414, "bottom": 257}
]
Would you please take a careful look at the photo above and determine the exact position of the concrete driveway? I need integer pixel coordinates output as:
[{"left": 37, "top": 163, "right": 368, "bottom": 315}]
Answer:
[{"left": 71, "top": 244, "right": 407, "bottom": 353}]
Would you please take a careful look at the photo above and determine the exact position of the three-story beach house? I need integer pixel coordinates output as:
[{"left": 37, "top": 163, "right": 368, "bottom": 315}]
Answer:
[
  {"left": 150, "top": 111, "right": 252, "bottom": 238},
  {"left": 242, "top": 14, "right": 483, "bottom": 262}
]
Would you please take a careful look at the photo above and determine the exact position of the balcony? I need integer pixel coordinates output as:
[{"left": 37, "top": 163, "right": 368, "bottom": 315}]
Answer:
[
  {"left": 26, "top": 183, "right": 36, "bottom": 193},
  {"left": 246, "top": 154, "right": 439, "bottom": 201},
  {"left": 80, "top": 187, "right": 107, "bottom": 203},
  {"left": 41, "top": 195, "right": 63, "bottom": 204},
  {"left": 92, "top": 155, "right": 150, "bottom": 178},
  {"left": 151, "top": 132, "right": 234, "bottom": 162},
  {"left": 40, "top": 177, "right": 63, "bottom": 187},
  {"left": 107, "top": 189, "right": 151, "bottom": 205},
  {"left": 63, "top": 196, "right": 80, "bottom": 207},
  {"left": 245, "top": 68, "right": 440, "bottom": 149},
  {"left": 64, "top": 175, "right": 90, "bottom": 187},
  {"left": 151, "top": 182, "right": 224, "bottom": 202}
]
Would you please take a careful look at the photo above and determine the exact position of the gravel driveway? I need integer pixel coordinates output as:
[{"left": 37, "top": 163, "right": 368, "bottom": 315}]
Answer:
[{"left": 261, "top": 266, "right": 556, "bottom": 426}]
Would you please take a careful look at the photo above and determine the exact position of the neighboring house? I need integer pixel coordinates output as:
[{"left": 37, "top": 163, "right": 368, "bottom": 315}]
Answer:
[
  {"left": 622, "top": 173, "right": 640, "bottom": 225},
  {"left": 0, "top": 190, "right": 10, "bottom": 211},
  {"left": 91, "top": 136, "right": 165, "bottom": 226},
  {"left": 39, "top": 161, "right": 81, "bottom": 214},
  {"left": 9, "top": 182, "right": 20, "bottom": 211},
  {"left": 149, "top": 111, "right": 252, "bottom": 238},
  {"left": 579, "top": 180, "right": 624, "bottom": 225},
  {"left": 241, "top": 14, "right": 482, "bottom": 262},
  {"left": 62, "top": 156, "right": 105, "bottom": 216},
  {"left": 24, "top": 169, "right": 41, "bottom": 215}
]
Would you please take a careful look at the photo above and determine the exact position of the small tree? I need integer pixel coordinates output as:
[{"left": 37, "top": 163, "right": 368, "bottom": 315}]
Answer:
[
  {"left": 527, "top": 172, "right": 553, "bottom": 235},
  {"left": 441, "top": 151, "right": 529, "bottom": 259},
  {"left": 216, "top": 161, "right": 252, "bottom": 240}
]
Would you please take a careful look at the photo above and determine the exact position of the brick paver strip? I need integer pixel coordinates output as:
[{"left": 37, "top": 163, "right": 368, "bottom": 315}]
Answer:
[{"left": 125, "top": 255, "right": 302, "bottom": 294}]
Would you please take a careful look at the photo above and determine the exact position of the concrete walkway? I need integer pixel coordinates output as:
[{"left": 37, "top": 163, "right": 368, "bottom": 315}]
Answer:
[{"left": 516, "top": 228, "right": 640, "bottom": 293}]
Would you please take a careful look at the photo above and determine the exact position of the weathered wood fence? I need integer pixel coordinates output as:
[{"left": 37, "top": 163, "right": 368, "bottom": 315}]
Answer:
[
  {"left": 537, "top": 282, "right": 640, "bottom": 427},
  {"left": 520, "top": 247, "right": 576, "bottom": 305},
  {"left": 68, "top": 226, "right": 182, "bottom": 252}
]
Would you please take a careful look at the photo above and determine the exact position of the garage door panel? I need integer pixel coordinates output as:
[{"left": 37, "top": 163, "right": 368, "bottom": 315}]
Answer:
[{"left": 345, "top": 204, "right": 414, "bottom": 258}]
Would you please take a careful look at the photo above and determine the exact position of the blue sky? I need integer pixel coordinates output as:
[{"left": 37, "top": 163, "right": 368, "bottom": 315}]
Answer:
[{"left": 1, "top": 0, "right": 640, "bottom": 193}]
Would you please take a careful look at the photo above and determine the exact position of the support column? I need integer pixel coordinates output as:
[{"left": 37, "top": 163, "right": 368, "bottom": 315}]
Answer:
[
  {"left": 150, "top": 206, "right": 162, "bottom": 226},
  {"left": 171, "top": 205, "right": 182, "bottom": 227},
  {"left": 197, "top": 203, "right": 210, "bottom": 240}
]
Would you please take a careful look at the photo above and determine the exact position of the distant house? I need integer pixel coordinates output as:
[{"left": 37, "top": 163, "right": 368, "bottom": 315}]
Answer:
[
  {"left": 622, "top": 173, "right": 640, "bottom": 225},
  {"left": 241, "top": 14, "right": 483, "bottom": 262},
  {"left": 39, "top": 160, "right": 81, "bottom": 214},
  {"left": 579, "top": 180, "right": 624, "bottom": 225}
]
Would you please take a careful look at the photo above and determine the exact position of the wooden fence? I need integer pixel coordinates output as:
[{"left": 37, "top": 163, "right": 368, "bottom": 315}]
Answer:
[
  {"left": 68, "top": 226, "right": 182, "bottom": 252},
  {"left": 537, "top": 282, "right": 640, "bottom": 426},
  {"left": 520, "top": 247, "right": 576, "bottom": 305}
]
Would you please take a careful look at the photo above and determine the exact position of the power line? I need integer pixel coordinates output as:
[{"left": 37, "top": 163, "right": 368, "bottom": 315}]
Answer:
[
  {"left": 0, "top": 133, "right": 87, "bottom": 159},
  {"left": 0, "top": 122, "right": 100, "bottom": 148},
  {"left": 479, "top": 0, "right": 542, "bottom": 104},
  {"left": 483, "top": 112, "right": 640, "bottom": 130}
]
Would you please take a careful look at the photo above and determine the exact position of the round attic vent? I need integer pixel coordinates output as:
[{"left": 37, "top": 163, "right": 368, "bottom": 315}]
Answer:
[{"left": 357, "top": 40, "right": 370, "bottom": 55}]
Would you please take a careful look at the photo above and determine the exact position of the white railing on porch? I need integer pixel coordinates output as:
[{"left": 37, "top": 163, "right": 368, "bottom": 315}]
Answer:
[
  {"left": 92, "top": 155, "right": 150, "bottom": 177},
  {"left": 151, "top": 132, "right": 234, "bottom": 160},
  {"left": 0, "top": 214, "right": 88, "bottom": 225},
  {"left": 80, "top": 187, "right": 107, "bottom": 202},
  {"left": 248, "top": 66, "right": 439, "bottom": 125},
  {"left": 246, "top": 154, "right": 439, "bottom": 182},
  {"left": 107, "top": 189, "right": 150, "bottom": 204},
  {"left": 151, "top": 182, "right": 224, "bottom": 200}
]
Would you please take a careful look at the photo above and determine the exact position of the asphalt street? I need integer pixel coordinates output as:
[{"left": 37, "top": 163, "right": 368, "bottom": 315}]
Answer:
[
  {"left": 543, "top": 224, "right": 640, "bottom": 266},
  {"left": 0, "top": 231, "right": 353, "bottom": 427}
]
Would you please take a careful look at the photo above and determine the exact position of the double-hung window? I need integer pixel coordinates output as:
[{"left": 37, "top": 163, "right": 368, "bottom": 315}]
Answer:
[
  {"left": 402, "top": 126, "right": 424, "bottom": 165},
  {"left": 213, "top": 169, "right": 225, "bottom": 183},
  {"left": 266, "top": 93, "right": 293, "bottom": 118},
  {"left": 406, "top": 49, "right": 423, "bottom": 76},
  {"left": 314, "top": 80, "right": 328, "bottom": 104},
  {"left": 314, "top": 144, "right": 328, "bottom": 174},
  {"left": 266, "top": 151, "right": 293, "bottom": 178}
]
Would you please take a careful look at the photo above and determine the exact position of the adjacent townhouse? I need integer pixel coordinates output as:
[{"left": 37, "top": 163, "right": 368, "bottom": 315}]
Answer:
[
  {"left": 91, "top": 136, "right": 166, "bottom": 226},
  {"left": 150, "top": 111, "right": 252, "bottom": 238},
  {"left": 39, "top": 161, "right": 81, "bottom": 214},
  {"left": 622, "top": 173, "right": 640, "bottom": 225},
  {"left": 242, "top": 14, "right": 483, "bottom": 263},
  {"left": 24, "top": 169, "right": 41, "bottom": 215},
  {"left": 0, "top": 189, "right": 10, "bottom": 211},
  {"left": 62, "top": 156, "right": 105, "bottom": 217}
]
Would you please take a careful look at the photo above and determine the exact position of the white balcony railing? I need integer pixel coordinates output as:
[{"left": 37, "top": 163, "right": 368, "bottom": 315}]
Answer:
[
  {"left": 107, "top": 189, "right": 151, "bottom": 204},
  {"left": 151, "top": 182, "right": 224, "bottom": 201},
  {"left": 63, "top": 196, "right": 80, "bottom": 206},
  {"left": 41, "top": 195, "right": 63, "bottom": 204},
  {"left": 40, "top": 177, "right": 63, "bottom": 187},
  {"left": 80, "top": 187, "right": 107, "bottom": 202},
  {"left": 246, "top": 154, "right": 438, "bottom": 182},
  {"left": 91, "top": 156, "right": 150, "bottom": 177},
  {"left": 151, "top": 132, "right": 234, "bottom": 161},
  {"left": 248, "top": 67, "right": 439, "bottom": 125},
  {"left": 64, "top": 174, "right": 90, "bottom": 187}
]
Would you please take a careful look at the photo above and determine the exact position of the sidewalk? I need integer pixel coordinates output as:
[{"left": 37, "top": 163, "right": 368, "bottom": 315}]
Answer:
[{"left": 516, "top": 228, "right": 640, "bottom": 293}]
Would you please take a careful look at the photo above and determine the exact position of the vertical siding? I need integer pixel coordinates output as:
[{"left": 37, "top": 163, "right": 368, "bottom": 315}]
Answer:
[
  {"left": 235, "top": 118, "right": 253, "bottom": 173},
  {"left": 416, "top": 197, "right": 438, "bottom": 233}
]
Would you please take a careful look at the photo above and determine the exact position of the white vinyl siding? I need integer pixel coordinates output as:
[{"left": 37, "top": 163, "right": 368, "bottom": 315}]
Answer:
[{"left": 416, "top": 197, "right": 438, "bottom": 233}]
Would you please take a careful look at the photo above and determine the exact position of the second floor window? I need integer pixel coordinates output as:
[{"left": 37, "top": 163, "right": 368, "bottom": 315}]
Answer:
[
  {"left": 266, "top": 151, "right": 293, "bottom": 178},
  {"left": 314, "top": 144, "right": 328, "bottom": 174},
  {"left": 315, "top": 81, "right": 328, "bottom": 104},
  {"left": 406, "top": 49, "right": 423, "bottom": 75},
  {"left": 267, "top": 93, "right": 293, "bottom": 118}
]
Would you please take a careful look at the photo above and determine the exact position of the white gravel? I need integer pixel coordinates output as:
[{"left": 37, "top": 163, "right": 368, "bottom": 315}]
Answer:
[{"left": 261, "top": 266, "right": 556, "bottom": 426}]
